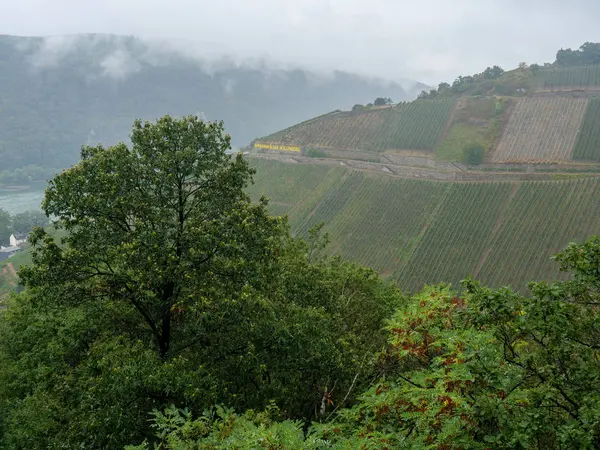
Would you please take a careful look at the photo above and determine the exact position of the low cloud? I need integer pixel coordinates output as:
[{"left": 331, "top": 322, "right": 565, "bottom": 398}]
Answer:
[
  {"left": 4, "top": 0, "right": 600, "bottom": 84},
  {"left": 100, "top": 48, "right": 141, "bottom": 79}
]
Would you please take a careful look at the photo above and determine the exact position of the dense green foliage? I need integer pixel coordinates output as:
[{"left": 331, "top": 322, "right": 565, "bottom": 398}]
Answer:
[
  {"left": 0, "top": 117, "right": 402, "bottom": 448},
  {"left": 555, "top": 42, "right": 600, "bottom": 67},
  {"left": 0, "top": 209, "right": 10, "bottom": 246},
  {"left": 249, "top": 159, "right": 600, "bottom": 292},
  {"left": 128, "top": 236, "right": 600, "bottom": 449},
  {"left": 0, "top": 34, "right": 412, "bottom": 173},
  {"left": 573, "top": 98, "right": 600, "bottom": 161},
  {"left": 10, "top": 210, "right": 49, "bottom": 234},
  {"left": 259, "top": 99, "right": 455, "bottom": 152},
  {"left": 462, "top": 143, "right": 485, "bottom": 165}
]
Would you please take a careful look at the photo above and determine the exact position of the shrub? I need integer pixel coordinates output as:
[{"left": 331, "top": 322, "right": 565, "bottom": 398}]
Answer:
[{"left": 462, "top": 143, "right": 486, "bottom": 165}]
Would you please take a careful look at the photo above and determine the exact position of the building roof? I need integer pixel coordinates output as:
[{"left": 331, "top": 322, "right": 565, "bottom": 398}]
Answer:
[{"left": 12, "top": 232, "right": 29, "bottom": 240}]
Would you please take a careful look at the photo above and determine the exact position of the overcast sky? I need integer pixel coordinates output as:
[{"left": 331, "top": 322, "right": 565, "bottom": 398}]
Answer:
[{"left": 3, "top": 0, "right": 600, "bottom": 85}]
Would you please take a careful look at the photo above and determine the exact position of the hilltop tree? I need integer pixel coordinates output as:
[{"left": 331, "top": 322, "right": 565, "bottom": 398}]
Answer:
[
  {"left": 556, "top": 42, "right": 600, "bottom": 66},
  {"left": 530, "top": 63, "right": 541, "bottom": 74},
  {"left": 483, "top": 65, "right": 505, "bottom": 79},
  {"left": 438, "top": 82, "right": 451, "bottom": 92},
  {"left": 373, "top": 97, "right": 392, "bottom": 106}
]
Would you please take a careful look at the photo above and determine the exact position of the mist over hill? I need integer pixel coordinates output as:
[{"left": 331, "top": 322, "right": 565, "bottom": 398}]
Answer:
[{"left": 0, "top": 34, "right": 424, "bottom": 172}]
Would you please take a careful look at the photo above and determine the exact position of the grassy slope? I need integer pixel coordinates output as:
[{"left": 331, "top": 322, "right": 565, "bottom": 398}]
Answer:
[
  {"left": 435, "top": 97, "right": 507, "bottom": 161},
  {"left": 0, "top": 247, "right": 31, "bottom": 299},
  {"left": 249, "top": 158, "right": 600, "bottom": 292}
]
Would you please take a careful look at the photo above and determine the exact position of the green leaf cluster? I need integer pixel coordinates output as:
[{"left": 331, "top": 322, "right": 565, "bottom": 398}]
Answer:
[{"left": 139, "top": 236, "right": 600, "bottom": 449}]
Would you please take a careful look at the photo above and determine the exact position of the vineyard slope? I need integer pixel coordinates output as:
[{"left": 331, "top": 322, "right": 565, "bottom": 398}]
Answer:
[
  {"left": 491, "top": 97, "right": 588, "bottom": 163},
  {"left": 248, "top": 158, "right": 600, "bottom": 293},
  {"left": 573, "top": 98, "right": 600, "bottom": 162},
  {"left": 257, "top": 99, "right": 455, "bottom": 153}
]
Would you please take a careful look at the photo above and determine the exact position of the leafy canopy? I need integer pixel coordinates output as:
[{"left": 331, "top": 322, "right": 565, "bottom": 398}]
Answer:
[
  {"left": 21, "top": 115, "right": 282, "bottom": 358},
  {"left": 137, "top": 236, "right": 600, "bottom": 450},
  {"left": 0, "top": 115, "right": 401, "bottom": 448}
]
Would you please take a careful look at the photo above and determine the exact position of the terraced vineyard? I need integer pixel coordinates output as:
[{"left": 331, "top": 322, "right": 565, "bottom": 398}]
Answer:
[
  {"left": 293, "top": 173, "right": 450, "bottom": 275},
  {"left": 478, "top": 177, "right": 600, "bottom": 287},
  {"left": 538, "top": 65, "right": 600, "bottom": 91},
  {"left": 398, "top": 182, "right": 514, "bottom": 291},
  {"left": 258, "top": 99, "right": 455, "bottom": 152},
  {"left": 249, "top": 159, "right": 450, "bottom": 276},
  {"left": 572, "top": 98, "right": 600, "bottom": 162},
  {"left": 249, "top": 158, "right": 600, "bottom": 293},
  {"left": 491, "top": 97, "right": 588, "bottom": 163},
  {"left": 245, "top": 159, "right": 347, "bottom": 217}
]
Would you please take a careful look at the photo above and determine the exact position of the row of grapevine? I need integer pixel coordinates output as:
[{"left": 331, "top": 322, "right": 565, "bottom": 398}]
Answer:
[
  {"left": 258, "top": 99, "right": 455, "bottom": 153},
  {"left": 491, "top": 97, "right": 588, "bottom": 163},
  {"left": 246, "top": 159, "right": 346, "bottom": 217},
  {"left": 248, "top": 159, "right": 600, "bottom": 293},
  {"left": 398, "top": 183, "right": 513, "bottom": 292},
  {"left": 293, "top": 171, "right": 450, "bottom": 276},
  {"left": 572, "top": 98, "right": 600, "bottom": 161},
  {"left": 478, "top": 177, "right": 600, "bottom": 288},
  {"left": 538, "top": 65, "right": 600, "bottom": 90}
]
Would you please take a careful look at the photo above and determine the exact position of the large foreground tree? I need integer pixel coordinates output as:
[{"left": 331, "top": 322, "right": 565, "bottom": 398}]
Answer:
[
  {"left": 0, "top": 116, "right": 400, "bottom": 448},
  {"left": 21, "top": 115, "right": 282, "bottom": 358}
]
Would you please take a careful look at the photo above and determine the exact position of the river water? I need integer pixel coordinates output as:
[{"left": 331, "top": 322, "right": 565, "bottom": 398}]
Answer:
[{"left": 0, "top": 188, "right": 46, "bottom": 216}]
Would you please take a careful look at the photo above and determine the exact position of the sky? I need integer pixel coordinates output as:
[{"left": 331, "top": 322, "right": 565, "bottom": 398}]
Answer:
[{"left": 2, "top": 0, "right": 600, "bottom": 85}]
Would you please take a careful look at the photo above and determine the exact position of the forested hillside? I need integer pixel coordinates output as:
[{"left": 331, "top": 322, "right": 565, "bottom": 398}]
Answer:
[{"left": 0, "top": 34, "right": 419, "bottom": 174}]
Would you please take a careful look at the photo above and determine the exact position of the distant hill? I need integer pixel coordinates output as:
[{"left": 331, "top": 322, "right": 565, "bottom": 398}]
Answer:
[{"left": 0, "top": 34, "right": 422, "bottom": 173}]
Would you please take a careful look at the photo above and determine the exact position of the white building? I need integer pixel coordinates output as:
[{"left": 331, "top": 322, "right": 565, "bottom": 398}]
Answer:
[{"left": 9, "top": 233, "right": 28, "bottom": 247}]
